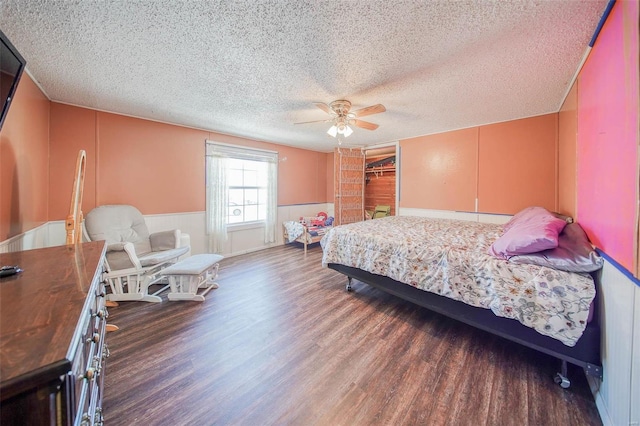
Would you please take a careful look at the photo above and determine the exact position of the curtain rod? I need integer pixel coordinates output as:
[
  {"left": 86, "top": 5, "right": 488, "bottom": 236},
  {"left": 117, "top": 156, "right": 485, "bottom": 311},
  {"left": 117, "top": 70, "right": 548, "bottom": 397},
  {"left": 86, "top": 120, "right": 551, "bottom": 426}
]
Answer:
[{"left": 205, "top": 140, "right": 278, "bottom": 154}]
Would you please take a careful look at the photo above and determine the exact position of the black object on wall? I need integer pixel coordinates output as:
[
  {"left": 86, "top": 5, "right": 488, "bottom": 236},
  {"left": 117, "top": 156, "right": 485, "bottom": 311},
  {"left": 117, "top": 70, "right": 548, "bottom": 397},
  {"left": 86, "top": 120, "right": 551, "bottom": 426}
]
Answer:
[{"left": 0, "top": 28, "right": 26, "bottom": 131}]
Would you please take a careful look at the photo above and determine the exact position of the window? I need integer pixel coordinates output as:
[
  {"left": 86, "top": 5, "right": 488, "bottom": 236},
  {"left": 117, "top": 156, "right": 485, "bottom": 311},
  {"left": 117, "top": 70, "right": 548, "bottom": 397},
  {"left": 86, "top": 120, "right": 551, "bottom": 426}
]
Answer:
[
  {"left": 227, "top": 158, "right": 268, "bottom": 224},
  {"left": 205, "top": 142, "right": 278, "bottom": 253}
]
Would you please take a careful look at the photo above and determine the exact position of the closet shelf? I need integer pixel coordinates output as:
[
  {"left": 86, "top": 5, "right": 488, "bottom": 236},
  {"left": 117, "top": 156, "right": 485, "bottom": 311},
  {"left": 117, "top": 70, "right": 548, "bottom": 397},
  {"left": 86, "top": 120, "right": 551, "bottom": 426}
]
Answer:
[{"left": 365, "top": 166, "right": 395, "bottom": 174}]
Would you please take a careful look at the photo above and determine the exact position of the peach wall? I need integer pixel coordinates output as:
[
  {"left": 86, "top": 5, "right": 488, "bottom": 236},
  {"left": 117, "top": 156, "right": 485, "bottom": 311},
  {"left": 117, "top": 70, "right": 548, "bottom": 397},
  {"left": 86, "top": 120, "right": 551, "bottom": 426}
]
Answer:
[
  {"left": 326, "top": 151, "right": 334, "bottom": 203},
  {"left": 399, "top": 114, "right": 557, "bottom": 215},
  {"left": 478, "top": 114, "right": 557, "bottom": 214},
  {"left": 576, "top": 0, "right": 639, "bottom": 273},
  {"left": 97, "top": 112, "right": 208, "bottom": 214},
  {"left": 0, "top": 73, "right": 49, "bottom": 240},
  {"left": 558, "top": 83, "right": 578, "bottom": 218},
  {"left": 400, "top": 128, "right": 478, "bottom": 211},
  {"left": 47, "top": 104, "right": 330, "bottom": 220},
  {"left": 49, "top": 104, "right": 97, "bottom": 220},
  {"left": 266, "top": 142, "right": 327, "bottom": 206}
]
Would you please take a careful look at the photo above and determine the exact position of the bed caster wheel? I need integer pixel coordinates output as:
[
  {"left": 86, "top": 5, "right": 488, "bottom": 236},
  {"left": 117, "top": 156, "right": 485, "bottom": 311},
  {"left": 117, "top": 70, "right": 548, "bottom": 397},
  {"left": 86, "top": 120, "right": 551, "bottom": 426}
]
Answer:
[
  {"left": 346, "top": 278, "right": 353, "bottom": 292},
  {"left": 554, "top": 373, "right": 570, "bottom": 389}
]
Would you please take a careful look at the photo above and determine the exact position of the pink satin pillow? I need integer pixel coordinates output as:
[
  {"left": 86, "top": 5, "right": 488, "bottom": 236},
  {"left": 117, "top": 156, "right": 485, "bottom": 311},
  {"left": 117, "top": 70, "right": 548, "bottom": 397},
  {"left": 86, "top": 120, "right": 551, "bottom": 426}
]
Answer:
[{"left": 490, "top": 207, "right": 567, "bottom": 260}]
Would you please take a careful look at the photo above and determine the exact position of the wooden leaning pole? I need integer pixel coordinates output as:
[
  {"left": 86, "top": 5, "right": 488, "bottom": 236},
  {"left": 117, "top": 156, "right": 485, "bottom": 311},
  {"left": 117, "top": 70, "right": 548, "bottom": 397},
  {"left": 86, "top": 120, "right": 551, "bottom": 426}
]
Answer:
[
  {"left": 66, "top": 150, "right": 119, "bottom": 331},
  {"left": 65, "top": 150, "right": 86, "bottom": 245}
]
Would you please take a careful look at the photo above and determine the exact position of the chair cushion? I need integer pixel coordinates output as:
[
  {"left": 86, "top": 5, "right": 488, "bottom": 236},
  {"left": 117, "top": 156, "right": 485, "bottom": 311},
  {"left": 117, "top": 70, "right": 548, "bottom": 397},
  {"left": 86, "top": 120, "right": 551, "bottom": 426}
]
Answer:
[
  {"left": 138, "top": 246, "right": 189, "bottom": 267},
  {"left": 372, "top": 205, "right": 391, "bottom": 219},
  {"left": 85, "top": 205, "right": 152, "bottom": 255},
  {"left": 161, "top": 254, "right": 224, "bottom": 275}
]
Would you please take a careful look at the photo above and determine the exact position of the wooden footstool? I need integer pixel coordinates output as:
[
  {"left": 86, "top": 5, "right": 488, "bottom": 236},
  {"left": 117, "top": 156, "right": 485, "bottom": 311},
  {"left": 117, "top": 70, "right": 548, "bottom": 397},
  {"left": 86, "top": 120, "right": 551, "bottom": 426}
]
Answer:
[{"left": 159, "top": 254, "right": 223, "bottom": 301}]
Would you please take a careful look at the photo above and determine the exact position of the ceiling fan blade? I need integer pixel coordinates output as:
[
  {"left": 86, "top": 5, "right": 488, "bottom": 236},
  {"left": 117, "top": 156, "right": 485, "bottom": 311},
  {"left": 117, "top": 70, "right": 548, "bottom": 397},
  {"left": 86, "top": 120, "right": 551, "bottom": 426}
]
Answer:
[
  {"left": 352, "top": 104, "right": 386, "bottom": 118},
  {"left": 352, "top": 119, "right": 379, "bottom": 131},
  {"left": 313, "top": 102, "right": 334, "bottom": 115},
  {"left": 294, "top": 118, "right": 333, "bottom": 125}
]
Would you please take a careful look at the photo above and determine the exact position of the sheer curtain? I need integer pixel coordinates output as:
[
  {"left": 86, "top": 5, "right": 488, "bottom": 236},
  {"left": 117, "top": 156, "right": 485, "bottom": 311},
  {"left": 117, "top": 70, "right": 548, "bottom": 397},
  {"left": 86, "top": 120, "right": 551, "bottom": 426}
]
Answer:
[
  {"left": 205, "top": 151, "right": 229, "bottom": 253},
  {"left": 264, "top": 159, "right": 278, "bottom": 244},
  {"left": 205, "top": 141, "right": 278, "bottom": 253}
]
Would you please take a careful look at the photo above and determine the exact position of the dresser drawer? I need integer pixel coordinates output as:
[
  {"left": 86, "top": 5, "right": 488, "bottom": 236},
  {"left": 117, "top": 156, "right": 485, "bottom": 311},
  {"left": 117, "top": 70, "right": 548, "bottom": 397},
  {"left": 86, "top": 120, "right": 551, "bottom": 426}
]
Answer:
[{"left": 71, "top": 281, "right": 109, "bottom": 425}]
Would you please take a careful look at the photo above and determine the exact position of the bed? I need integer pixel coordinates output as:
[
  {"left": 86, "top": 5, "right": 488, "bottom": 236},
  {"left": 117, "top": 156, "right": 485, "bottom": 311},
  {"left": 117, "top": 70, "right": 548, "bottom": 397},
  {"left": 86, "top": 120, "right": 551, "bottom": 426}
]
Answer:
[
  {"left": 284, "top": 216, "right": 333, "bottom": 254},
  {"left": 320, "top": 211, "right": 604, "bottom": 388}
]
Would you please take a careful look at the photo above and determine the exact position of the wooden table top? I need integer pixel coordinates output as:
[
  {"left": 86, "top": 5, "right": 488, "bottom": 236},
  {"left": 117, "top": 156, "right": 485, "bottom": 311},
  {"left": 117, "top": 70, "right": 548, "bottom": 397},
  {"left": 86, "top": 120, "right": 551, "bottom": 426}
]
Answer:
[{"left": 0, "top": 241, "right": 106, "bottom": 397}]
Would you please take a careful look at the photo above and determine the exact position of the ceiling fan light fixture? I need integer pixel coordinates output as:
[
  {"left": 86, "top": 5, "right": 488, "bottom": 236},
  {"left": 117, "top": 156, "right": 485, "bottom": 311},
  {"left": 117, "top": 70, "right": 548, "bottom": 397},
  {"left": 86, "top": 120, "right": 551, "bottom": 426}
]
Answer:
[
  {"left": 334, "top": 119, "right": 353, "bottom": 137},
  {"left": 300, "top": 99, "right": 384, "bottom": 139}
]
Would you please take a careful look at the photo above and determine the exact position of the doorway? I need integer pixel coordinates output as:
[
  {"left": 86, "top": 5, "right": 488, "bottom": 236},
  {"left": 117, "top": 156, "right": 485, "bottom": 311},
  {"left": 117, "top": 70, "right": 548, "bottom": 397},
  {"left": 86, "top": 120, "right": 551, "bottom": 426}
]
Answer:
[{"left": 364, "top": 144, "right": 397, "bottom": 217}]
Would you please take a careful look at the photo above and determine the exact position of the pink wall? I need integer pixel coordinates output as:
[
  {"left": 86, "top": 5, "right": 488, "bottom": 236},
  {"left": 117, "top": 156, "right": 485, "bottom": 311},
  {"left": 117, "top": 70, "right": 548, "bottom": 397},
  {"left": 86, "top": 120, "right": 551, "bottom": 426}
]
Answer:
[
  {"left": 0, "top": 73, "right": 50, "bottom": 240},
  {"left": 576, "top": 0, "right": 639, "bottom": 273}
]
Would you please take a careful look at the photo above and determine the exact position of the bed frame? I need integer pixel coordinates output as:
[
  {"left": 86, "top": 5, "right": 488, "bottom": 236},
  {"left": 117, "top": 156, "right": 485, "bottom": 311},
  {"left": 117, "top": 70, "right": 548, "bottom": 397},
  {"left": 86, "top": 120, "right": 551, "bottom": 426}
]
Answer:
[
  {"left": 328, "top": 263, "right": 603, "bottom": 388},
  {"left": 283, "top": 223, "right": 332, "bottom": 254}
]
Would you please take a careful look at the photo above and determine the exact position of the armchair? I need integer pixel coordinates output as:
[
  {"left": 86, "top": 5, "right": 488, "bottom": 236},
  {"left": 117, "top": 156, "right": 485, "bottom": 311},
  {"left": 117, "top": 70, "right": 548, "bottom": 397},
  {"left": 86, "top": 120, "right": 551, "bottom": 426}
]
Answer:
[
  {"left": 84, "top": 205, "right": 190, "bottom": 303},
  {"left": 365, "top": 205, "right": 391, "bottom": 220}
]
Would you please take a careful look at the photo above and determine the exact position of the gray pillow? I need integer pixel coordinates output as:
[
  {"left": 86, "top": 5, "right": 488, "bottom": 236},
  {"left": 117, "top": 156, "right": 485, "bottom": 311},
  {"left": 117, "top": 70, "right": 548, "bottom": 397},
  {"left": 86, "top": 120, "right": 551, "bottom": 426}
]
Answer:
[
  {"left": 508, "top": 222, "right": 603, "bottom": 273},
  {"left": 551, "top": 211, "right": 574, "bottom": 224}
]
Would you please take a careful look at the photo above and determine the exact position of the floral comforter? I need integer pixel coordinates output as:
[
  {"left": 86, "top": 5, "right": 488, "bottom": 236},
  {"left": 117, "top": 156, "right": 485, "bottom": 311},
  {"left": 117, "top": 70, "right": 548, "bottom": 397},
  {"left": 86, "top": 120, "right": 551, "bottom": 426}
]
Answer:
[{"left": 320, "top": 216, "right": 596, "bottom": 347}]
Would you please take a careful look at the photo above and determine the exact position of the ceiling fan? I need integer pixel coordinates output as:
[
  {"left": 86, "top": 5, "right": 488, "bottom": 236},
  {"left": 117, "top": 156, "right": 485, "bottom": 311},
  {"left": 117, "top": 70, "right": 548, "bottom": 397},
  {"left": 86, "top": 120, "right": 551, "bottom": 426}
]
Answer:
[{"left": 295, "top": 100, "right": 386, "bottom": 138}]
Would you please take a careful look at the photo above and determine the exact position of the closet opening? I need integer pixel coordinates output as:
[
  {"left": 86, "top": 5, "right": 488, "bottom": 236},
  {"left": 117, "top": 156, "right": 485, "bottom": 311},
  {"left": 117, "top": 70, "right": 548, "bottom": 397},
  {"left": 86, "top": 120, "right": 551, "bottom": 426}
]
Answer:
[{"left": 364, "top": 144, "right": 397, "bottom": 218}]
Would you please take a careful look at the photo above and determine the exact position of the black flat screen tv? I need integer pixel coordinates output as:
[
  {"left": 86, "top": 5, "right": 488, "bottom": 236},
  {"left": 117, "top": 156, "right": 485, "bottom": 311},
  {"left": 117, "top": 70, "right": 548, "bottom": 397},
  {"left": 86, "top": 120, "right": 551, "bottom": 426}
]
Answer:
[{"left": 0, "top": 29, "right": 26, "bottom": 131}]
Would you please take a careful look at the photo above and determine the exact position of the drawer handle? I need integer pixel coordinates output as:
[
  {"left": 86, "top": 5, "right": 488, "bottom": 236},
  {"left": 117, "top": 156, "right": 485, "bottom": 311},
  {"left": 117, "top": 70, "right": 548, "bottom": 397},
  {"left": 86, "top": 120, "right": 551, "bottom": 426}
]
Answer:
[
  {"left": 79, "top": 367, "right": 96, "bottom": 381},
  {"left": 92, "top": 309, "right": 107, "bottom": 319},
  {"left": 95, "top": 408, "right": 104, "bottom": 426},
  {"left": 79, "top": 356, "right": 101, "bottom": 381},
  {"left": 93, "top": 355, "right": 103, "bottom": 377},
  {"left": 102, "top": 343, "right": 110, "bottom": 360}
]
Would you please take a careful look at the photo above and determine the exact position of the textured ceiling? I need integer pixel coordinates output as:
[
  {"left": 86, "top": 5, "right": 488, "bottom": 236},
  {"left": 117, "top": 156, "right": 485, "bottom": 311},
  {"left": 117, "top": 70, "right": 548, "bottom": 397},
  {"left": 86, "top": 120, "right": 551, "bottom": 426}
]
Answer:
[{"left": 0, "top": 1, "right": 608, "bottom": 152}]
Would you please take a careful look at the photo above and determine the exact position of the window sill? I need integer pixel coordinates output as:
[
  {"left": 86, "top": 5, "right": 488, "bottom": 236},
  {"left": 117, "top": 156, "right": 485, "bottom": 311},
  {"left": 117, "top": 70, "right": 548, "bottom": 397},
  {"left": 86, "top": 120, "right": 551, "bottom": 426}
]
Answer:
[{"left": 227, "top": 221, "right": 265, "bottom": 232}]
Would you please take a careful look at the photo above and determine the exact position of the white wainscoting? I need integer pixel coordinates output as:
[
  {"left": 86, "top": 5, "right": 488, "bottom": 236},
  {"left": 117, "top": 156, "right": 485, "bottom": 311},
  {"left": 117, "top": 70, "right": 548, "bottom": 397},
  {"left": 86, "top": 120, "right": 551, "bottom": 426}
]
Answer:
[
  {"left": 143, "top": 211, "right": 205, "bottom": 256},
  {"left": 143, "top": 203, "right": 334, "bottom": 257},
  {"left": 588, "top": 258, "right": 639, "bottom": 426},
  {"left": 0, "top": 203, "right": 334, "bottom": 258},
  {"left": 48, "top": 221, "right": 66, "bottom": 246},
  {"left": 0, "top": 223, "right": 51, "bottom": 253},
  {"left": 632, "top": 286, "right": 640, "bottom": 426}
]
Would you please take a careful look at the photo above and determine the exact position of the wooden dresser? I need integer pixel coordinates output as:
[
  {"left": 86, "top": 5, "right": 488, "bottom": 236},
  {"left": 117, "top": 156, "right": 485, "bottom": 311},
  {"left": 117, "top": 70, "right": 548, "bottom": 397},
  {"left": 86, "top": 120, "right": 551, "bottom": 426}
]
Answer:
[{"left": 0, "top": 241, "right": 108, "bottom": 425}]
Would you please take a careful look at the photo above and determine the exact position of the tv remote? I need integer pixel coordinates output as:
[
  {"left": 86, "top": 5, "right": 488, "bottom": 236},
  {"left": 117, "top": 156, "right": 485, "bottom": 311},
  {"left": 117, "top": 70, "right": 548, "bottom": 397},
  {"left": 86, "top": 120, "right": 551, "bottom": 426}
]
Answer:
[{"left": 0, "top": 265, "right": 22, "bottom": 278}]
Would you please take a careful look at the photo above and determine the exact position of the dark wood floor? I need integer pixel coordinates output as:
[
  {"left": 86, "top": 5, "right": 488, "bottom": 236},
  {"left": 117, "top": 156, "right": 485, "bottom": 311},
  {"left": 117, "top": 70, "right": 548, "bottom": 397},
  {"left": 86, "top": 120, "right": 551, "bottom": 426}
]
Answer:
[{"left": 103, "top": 244, "right": 602, "bottom": 426}]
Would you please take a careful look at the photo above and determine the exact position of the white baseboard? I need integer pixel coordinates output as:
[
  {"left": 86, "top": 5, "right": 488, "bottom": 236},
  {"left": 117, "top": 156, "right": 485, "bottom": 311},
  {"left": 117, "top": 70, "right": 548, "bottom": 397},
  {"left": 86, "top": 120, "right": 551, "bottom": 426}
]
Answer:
[{"left": 589, "top": 376, "right": 613, "bottom": 426}]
